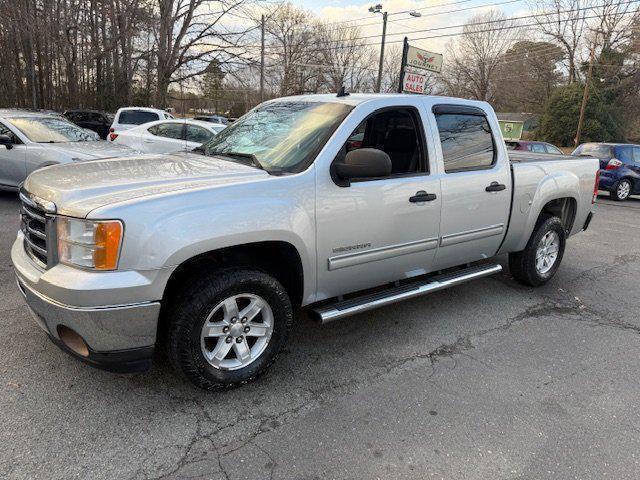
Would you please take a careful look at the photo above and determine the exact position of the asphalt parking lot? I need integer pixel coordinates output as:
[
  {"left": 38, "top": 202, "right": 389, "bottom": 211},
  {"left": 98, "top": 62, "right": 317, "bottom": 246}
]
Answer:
[{"left": 1, "top": 191, "right": 640, "bottom": 480}]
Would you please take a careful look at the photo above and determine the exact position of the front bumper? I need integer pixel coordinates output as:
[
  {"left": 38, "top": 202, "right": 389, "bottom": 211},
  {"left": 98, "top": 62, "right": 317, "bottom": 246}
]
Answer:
[{"left": 12, "top": 234, "right": 162, "bottom": 373}]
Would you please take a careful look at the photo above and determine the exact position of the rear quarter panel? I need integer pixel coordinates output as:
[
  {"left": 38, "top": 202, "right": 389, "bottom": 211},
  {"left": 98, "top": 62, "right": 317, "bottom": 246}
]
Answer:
[{"left": 498, "top": 155, "right": 598, "bottom": 254}]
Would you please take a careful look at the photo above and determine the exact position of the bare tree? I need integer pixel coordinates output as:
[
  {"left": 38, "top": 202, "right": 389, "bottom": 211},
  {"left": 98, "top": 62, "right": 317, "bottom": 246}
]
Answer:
[
  {"left": 443, "top": 10, "right": 520, "bottom": 101},
  {"left": 530, "top": 0, "right": 591, "bottom": 84}
]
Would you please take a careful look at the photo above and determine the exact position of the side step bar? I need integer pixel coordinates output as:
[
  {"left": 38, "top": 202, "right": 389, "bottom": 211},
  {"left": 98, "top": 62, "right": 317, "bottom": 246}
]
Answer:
[{"left": 310, "top": 263, "right": 502, "bottom": 324}]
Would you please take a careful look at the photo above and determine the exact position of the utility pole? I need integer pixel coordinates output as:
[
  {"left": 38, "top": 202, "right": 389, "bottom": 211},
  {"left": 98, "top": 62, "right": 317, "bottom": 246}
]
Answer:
[
  {"left": 369, "top": 4, "right": 387, "bottom": 93},
  {"left": 260, "top": 14, "right": 265, "bottom": 103},
  {"left": 574, "top": 44, "right": 596, "bottom": 148},
  {"left": 575, "top": 25, "right": 603, "bottom": 148}
]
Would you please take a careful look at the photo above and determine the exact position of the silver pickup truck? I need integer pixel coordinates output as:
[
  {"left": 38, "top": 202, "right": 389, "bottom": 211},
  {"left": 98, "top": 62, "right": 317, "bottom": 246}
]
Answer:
[{"left": 12, "top": 94, "right": 599, "bottom": 390}]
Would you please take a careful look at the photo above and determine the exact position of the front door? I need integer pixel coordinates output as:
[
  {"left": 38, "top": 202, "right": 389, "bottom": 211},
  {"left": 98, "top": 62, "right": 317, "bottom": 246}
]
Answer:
[
  {"left": 315, "top": 106, "right": 441, "bottom": 301},
  {"left": 431, "top": 105, "right": 511, "bottom": 270},
  {"left": 0, "top": 121, "right": 26, "bottom": 189}
]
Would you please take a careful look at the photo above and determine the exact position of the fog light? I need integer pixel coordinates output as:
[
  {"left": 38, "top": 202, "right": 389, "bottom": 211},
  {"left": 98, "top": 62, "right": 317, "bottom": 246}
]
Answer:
[{"left": 57, "top": 325, "right": 89, "bottom": 357}]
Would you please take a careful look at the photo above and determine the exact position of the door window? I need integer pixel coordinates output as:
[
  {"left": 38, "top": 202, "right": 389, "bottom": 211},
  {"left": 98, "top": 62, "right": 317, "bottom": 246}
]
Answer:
[
  {"left": 530, "top": 143, "right": 546, "bottom": 153},
  {"left": 148, "top": 123, "right": 184, "bottom": 140},
  {"left": 632, "top": 146, "right": 640, "bottom": 162},
  {"left": 434, "top": 113, "right": 495, "bottom": 173},
  {"left": 545, "top": 144, "right": 563, "bottom": 154},
  {"left": 342, "top": 108, "right": 425, "bottom": 175},
  {"left": 186, "top": 125, "right": 213, "bottom": 143}
]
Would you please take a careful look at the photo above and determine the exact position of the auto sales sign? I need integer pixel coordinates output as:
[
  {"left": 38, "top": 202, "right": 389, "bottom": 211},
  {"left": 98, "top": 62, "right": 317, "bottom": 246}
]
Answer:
[
  {"left": 406, "top": 46, "right": 443, "bottom": 73},
  {"left": 402, "top": 72, "right": 429, "bottom": 94}
]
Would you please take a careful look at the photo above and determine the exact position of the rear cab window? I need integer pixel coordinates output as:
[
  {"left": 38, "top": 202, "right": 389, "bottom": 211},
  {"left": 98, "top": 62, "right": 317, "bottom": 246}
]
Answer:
[
  {"left": 433, "top": 106, "right": 495, "bottom": 173},
  {"left": 119, "top": 110, "right": 160, "bottom": 126}
]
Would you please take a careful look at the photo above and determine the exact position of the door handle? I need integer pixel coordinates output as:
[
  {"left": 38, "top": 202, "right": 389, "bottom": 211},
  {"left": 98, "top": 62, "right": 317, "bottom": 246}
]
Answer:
[
  {"left": 485, "top": 181, "right": 506, "bottom": 192},
  {"left": 409, "top": 190, "right": 437, "bottom": 203}
]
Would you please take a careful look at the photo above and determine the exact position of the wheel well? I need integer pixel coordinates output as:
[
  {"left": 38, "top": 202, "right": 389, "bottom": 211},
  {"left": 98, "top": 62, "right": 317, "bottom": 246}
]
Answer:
[
  {"left": 162, "top": 241, "right": 304, "bottom": 308},
  {"left": 538, "top": 197, "right": 577, "bottom": 234}
]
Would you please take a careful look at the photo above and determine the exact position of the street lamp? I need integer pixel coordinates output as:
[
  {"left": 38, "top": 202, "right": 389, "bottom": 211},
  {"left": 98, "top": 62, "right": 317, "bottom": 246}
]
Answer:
[
  {"left": 369, "top": 4, "right": 387, "bottom": 93},
  {"left": 409, "top": 10, "right": 422, "bottom": 17}
]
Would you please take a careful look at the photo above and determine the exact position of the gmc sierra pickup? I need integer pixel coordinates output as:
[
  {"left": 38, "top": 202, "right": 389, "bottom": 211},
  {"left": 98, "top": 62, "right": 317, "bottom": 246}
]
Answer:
[{"left": 12, "top": 94, "right": 599, "bottom": 390}]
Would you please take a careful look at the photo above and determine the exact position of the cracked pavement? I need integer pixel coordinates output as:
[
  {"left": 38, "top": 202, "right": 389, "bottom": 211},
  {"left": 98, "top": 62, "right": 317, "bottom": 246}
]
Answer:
[{"left": 2, "top": 191, "right": 640, "bottom": 479}]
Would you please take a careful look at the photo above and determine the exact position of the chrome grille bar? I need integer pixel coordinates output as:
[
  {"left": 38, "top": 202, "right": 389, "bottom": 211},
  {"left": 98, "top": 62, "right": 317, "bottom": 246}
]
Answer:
[{"left": 19, "top": 190, "right": 54, "bottom": 268}]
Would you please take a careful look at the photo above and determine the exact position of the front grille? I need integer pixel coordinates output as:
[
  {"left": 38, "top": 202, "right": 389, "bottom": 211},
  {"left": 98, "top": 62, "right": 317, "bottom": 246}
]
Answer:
[{"left": 19, "top": 192, "right": 54, "bottom": 268}]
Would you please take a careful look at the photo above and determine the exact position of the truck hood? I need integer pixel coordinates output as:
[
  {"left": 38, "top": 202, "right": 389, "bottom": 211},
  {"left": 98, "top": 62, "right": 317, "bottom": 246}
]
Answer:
[
  {"left": 46, "top": 141, "right": 137, "bottom": 159},
  {"left": 23, "top": 152, "right": 269, "bottom": 217}
]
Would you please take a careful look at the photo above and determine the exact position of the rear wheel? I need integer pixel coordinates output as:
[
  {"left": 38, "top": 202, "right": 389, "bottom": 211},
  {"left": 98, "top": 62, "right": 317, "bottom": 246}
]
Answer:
[
  {"left": 509, "top": 215, "right": 566, "bottom": 287},
  {"left": 611, "top": 178, "right": 632, "bottom": 201},
  {"left": 166, "top": 269, "right": 293, "bottom": 390}
]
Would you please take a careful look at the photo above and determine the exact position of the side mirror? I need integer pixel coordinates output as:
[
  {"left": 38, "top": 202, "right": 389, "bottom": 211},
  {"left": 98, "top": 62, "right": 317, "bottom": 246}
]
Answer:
[
  {"left": 334, "top": 148, "right": 391, "bottom": 182},
  {"left": 0, "top": 134, "right": 13, "bottom": 150}
]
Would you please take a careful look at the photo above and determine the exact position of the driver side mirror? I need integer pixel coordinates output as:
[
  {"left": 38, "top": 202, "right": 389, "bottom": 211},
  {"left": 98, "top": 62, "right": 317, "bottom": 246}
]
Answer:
[
  {"left": 334, "top": 148, "right": 391, "bottom": 184},
  {"left": 0, "top": 134, "right": 14, "bottom": 150}
]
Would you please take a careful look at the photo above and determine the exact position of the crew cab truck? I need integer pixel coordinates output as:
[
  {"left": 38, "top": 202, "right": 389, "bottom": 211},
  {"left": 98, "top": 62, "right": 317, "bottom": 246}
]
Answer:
[{"left": 12, "top": 94, "right": 599, "bottom": 390}]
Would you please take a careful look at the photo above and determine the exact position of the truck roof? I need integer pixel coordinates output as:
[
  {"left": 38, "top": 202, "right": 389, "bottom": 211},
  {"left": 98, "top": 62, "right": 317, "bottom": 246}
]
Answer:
[{"left": 272, "top": 93, "right": 492, "bottom": 109}]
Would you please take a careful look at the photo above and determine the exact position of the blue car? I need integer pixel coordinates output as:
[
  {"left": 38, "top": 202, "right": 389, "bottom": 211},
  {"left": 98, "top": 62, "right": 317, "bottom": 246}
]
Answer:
[{"left": 572, "top": 143, "right": 640, "bottom": 201}]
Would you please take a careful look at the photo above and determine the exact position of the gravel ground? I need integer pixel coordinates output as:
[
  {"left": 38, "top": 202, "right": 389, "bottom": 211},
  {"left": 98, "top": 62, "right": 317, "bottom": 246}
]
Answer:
[{"left": 1, "top": 191, "right": 639, "bottom": 480}]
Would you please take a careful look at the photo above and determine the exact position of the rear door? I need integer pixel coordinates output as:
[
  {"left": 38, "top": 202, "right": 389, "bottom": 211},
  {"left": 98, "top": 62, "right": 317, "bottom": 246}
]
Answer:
[
  {"left": 431, "top": 104, "right": 511, "bottom": 270},
  {"left": 144, "top": 122, "right": 186, "bottom": 153}
]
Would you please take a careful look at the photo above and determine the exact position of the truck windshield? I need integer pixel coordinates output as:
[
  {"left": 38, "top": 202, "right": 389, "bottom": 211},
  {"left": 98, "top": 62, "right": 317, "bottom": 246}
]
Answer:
[
  {"left": 198, "top": 101, "right": 353, "bottom": 173},
  {"left": 9, "top": 117, "right": 96, "bottom": 143}
]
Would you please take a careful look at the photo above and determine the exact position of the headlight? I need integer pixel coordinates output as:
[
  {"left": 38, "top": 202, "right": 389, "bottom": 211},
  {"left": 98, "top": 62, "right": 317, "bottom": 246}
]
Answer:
[{"left": 57, "top": 217, "right": 123, "bottom": 270}]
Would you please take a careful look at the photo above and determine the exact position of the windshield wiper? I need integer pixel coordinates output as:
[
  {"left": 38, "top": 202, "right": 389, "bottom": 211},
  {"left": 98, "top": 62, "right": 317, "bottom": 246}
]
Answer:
[{"left": 208, "top": 150, "right": 265, "bottom": 170}]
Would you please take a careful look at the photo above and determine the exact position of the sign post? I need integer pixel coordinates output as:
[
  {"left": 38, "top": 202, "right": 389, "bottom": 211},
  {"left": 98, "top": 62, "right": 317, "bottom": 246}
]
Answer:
[{"left": 397, "top": 39, "right": 443, "bottom": 94}]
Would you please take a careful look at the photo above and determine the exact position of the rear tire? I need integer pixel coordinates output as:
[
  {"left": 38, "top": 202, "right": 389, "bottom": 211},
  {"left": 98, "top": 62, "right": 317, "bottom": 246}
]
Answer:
[
  {"left": 509, "top": 215, "right": 566, "bottom": 287},
  {"left": 610, "top": 178, "right": 632, "bottom": 201},
  {"left": 166, "top": 268, "right": 293, "bottom": 391}
]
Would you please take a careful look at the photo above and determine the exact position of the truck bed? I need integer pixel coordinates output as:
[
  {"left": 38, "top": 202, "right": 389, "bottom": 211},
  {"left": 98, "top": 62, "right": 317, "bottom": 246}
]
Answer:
[
  {"left": 498, "top": 152, "right": 599, "bottom": 256},
  {"left": 508, "top": 150, "right": 577, "bottom": 163}
]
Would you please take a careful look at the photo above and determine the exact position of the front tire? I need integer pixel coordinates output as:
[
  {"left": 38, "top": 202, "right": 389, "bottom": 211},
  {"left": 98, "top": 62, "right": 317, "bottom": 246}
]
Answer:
[
  {"left": 166, "top": 269, "right": 293, "bottom": 391},
  {"left": 509, "top": 215, "right": 566, "bottom": 287},
  {"left": 611, "top": 178, "right": 632, "bottom": 201}
]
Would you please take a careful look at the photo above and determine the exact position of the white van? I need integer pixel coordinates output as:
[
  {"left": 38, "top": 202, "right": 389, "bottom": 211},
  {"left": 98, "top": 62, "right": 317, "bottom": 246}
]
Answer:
[{"left": 108, "top": 107, "right": 174, "bottom": 141}]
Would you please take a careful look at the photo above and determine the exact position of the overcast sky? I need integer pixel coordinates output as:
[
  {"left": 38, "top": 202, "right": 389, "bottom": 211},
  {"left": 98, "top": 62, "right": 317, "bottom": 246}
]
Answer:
[{"left": 290, "top": 0, "right": 533, "bottom": 53}]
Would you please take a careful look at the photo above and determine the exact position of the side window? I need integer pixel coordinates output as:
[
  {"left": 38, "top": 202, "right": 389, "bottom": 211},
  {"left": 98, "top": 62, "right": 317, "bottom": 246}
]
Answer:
[
  {"left": 148, "top": 123, "right": 184, "bottom": 140},
  {"left": 341, "top": 108, "right": 425, "bottom": 176},
  {"left": 186, "top": 125, "right": 213, "bottom": 143},
  {"left": 434, "top": 113, "right": 495, "bottom": 173},
  {"left": 0, "top": 122, "right": 20, "bottom": 144},
  {"left": 633, "top": 146, "right": 640, "bottom": 162},
  {"left": 545, "top": 144, "right": 563, "bottom": 155},
  {"left": 617, "top": 146, "right": 634, "bottom": 163},
  {"left": 530, "top": 143, "right": 546, "bottom": 153}
]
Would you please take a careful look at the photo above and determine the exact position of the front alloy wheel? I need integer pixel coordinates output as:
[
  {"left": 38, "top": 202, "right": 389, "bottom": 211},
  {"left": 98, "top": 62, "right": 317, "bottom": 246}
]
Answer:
[
  {"left": 200, "top": 294, "right": 274, "bottom": 371},
  {"left": 166, "top": 269, "right": 293, "bottom": 391}
]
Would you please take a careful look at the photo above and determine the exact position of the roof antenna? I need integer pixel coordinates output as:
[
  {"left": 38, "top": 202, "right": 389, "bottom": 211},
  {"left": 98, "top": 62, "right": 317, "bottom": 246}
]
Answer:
[{"left": 336, "top": 86, "right": 350, "bottom": 97}]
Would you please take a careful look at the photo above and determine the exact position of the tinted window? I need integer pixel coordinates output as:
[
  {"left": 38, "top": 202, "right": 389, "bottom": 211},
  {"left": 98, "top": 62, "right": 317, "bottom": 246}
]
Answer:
[
  {"left": 119, "top": 110, "right": 160, "bottom": 125},
  {"left": 0, "top": 121, "right": 19, "bottom": 144},
  {"left": 342, "top": 109, "right": 424, "bottom": 175},
  {"left": 633, "top": 147, "right": 640, "bottom": 162},
  {"left": 615, "top": 145, "right": 634, "bottom": 163},
  {"left": 572, "top": 144, "right": 614, "bottom": 159},
  {"left": 530, "top": 143, "right": 546, "bottom": 153},
  {"left": 186, "top": 125, "right": 213, "bottom": 143},
  {"left": 148, "top": 123, "right": 184, "bottom": 140},
  {"left": 435, "top": 113, "right": 494, "bottom": 172},
  {"left": 545, "top": 144, "right": 563, "bottom": 154}
]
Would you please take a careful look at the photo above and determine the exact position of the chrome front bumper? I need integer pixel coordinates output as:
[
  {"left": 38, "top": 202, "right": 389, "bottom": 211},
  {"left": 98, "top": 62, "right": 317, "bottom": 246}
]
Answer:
[{"left": 12, "top": 233, "right": 163, "bottom": 371}]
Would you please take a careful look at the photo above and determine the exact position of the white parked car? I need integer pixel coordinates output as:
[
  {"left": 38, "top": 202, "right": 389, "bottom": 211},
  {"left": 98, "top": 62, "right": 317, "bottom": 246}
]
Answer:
[
  {"left": 111, "top": 119, "right": 226, "bottom": 153},
  {"left": 108, "top": 107, "right": 174, "bottom": 141},
  {"left": 0, "top": 109, "right": 137, "bottom": 191}
]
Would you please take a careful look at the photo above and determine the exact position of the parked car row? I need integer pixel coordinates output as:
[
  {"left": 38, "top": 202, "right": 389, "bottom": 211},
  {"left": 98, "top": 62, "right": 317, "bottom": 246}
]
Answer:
[{"left": 0, "top": 108, "right": 228, "bottom": 190}]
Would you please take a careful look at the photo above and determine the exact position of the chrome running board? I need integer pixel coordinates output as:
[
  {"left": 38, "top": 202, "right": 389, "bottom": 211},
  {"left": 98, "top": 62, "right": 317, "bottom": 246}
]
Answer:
[{"left": 310, "top": 263, "right": 502, "bottom": 324}]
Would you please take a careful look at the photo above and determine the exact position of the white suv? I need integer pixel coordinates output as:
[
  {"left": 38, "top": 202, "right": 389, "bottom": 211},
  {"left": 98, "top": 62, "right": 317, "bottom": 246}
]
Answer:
[{"left": 109, "top": 107, "right": 174, "bottom": 141}]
